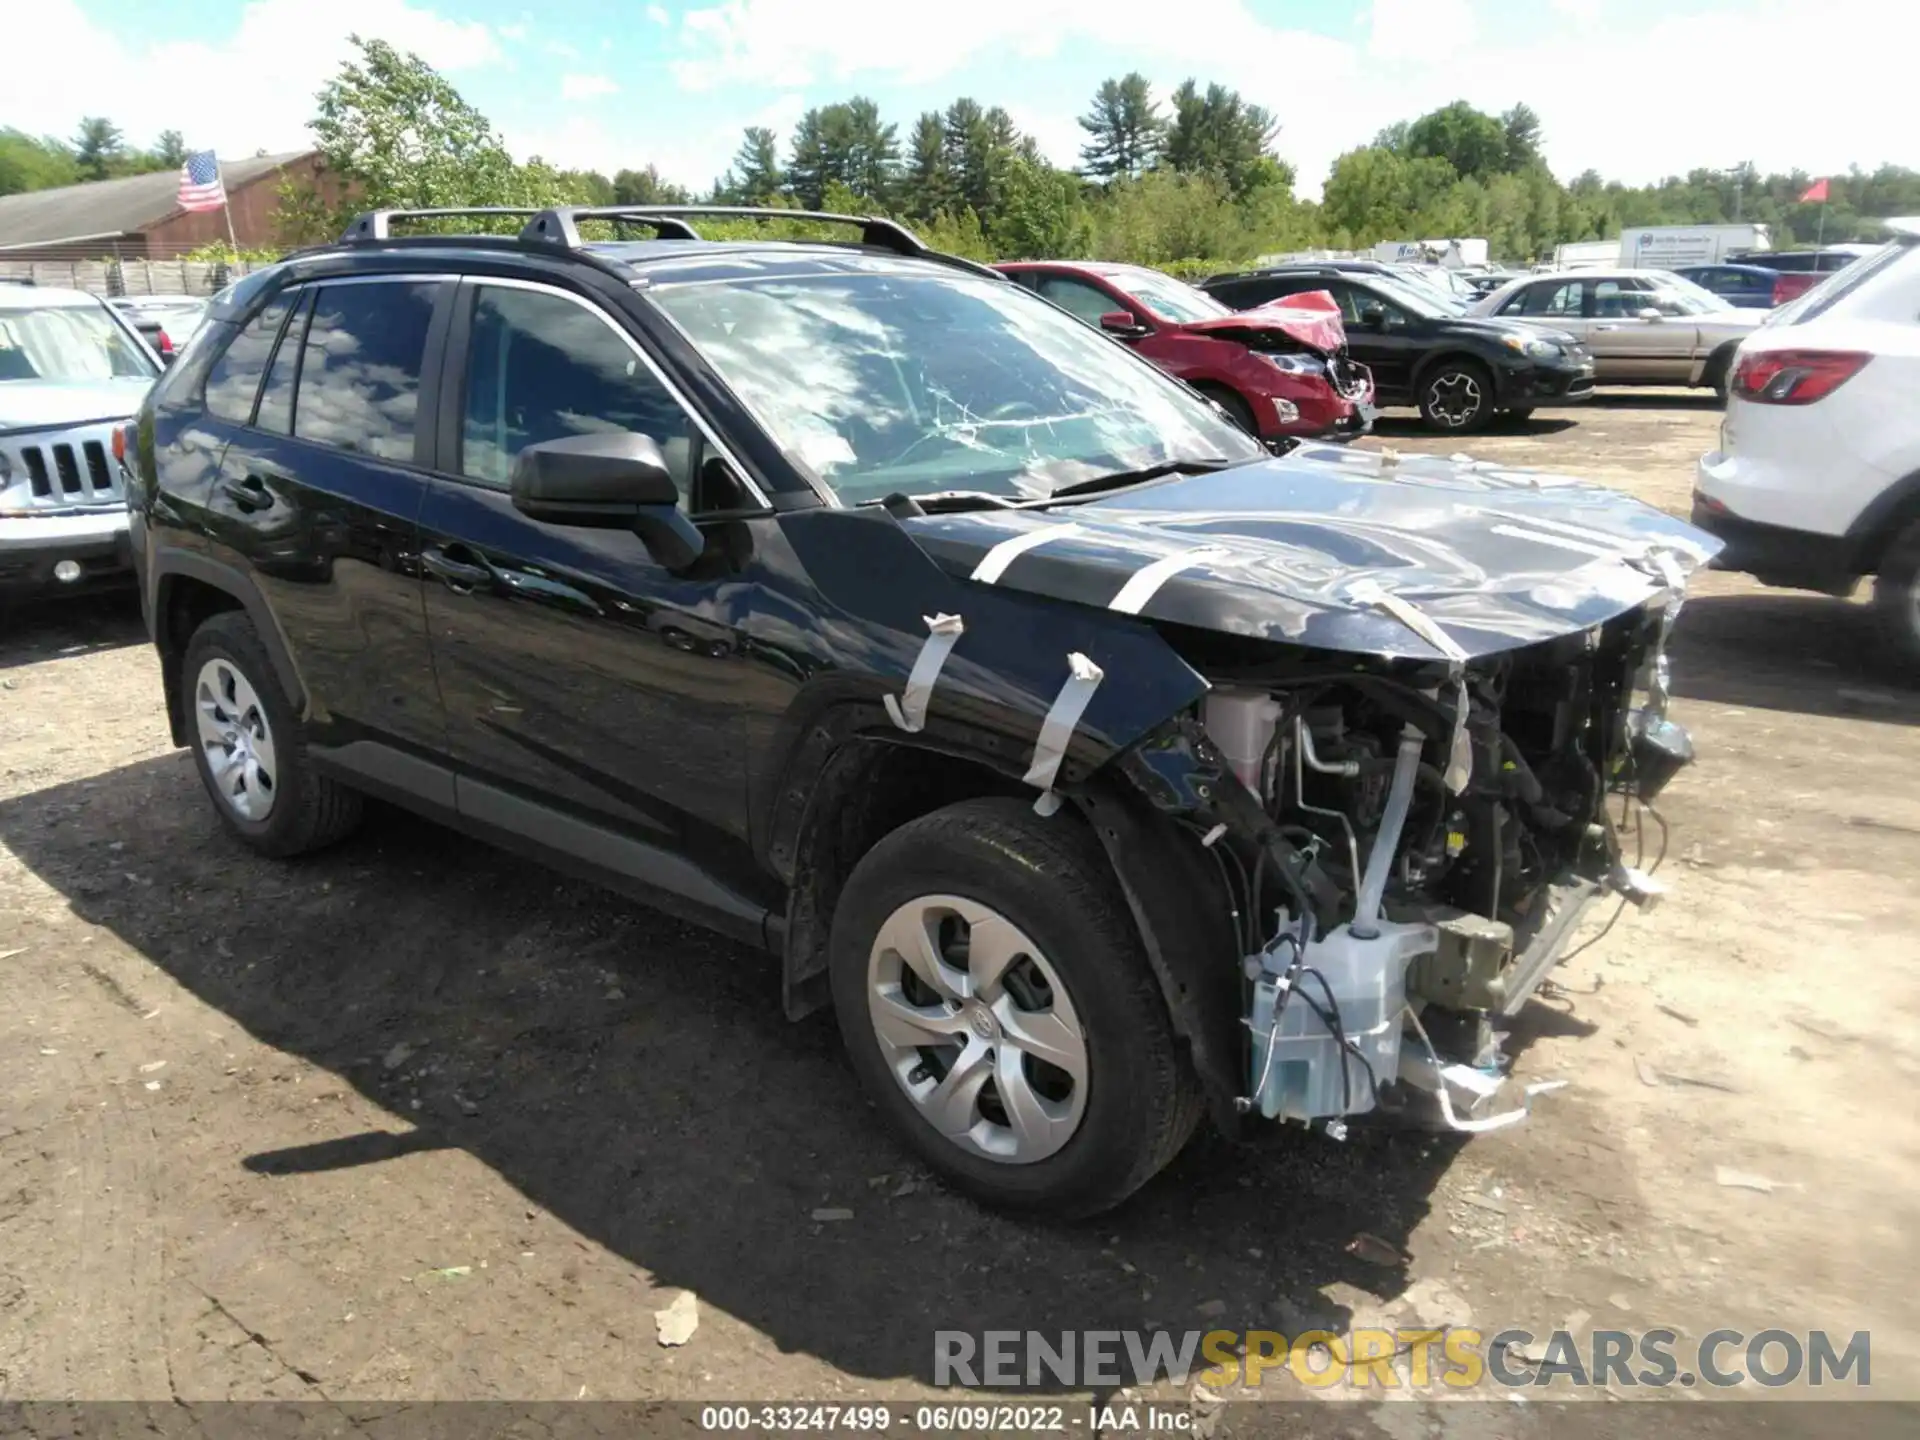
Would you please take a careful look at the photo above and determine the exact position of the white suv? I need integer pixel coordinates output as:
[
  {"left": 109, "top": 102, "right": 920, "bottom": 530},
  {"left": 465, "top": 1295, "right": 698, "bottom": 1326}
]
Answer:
[{"left": 1694, "top": 221, "right": 1920, "bottom": 660}]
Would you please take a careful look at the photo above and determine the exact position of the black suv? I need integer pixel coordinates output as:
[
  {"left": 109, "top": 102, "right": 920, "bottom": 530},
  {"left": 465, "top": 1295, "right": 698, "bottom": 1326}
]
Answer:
[
  {"left": 1201, "top": 265, "right": 1595, "bottom": 431},
  {"left": 127, "top": 206, "right": 1714, "bottom": 1216}
]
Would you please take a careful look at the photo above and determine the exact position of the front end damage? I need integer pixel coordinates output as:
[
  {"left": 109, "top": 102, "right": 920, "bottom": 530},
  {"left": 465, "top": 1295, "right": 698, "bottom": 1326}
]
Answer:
[
  {"left": 1111, "top": 573, "right": 1700, "bottom": 1139},
  {"left": 785, "top": 444, "right": 1720, "bottom": 1146}
]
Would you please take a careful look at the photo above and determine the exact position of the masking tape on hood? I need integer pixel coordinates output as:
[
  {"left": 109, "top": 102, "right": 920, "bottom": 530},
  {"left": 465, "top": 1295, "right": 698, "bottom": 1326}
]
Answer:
[
  {"left": 882, "top": 612, "right": 965, "bottom": 734},
  {"left": 969, "top": 522, "right": 1084, "bottom": 584},
  {"left": 1108, "top": 545, "right": 1231, "bottom": 615},
  {"left": 1346, "top": 578, "right": 1474, "bottom": 793},
  {"left": 1023, "top": 652, "right": 1105, "bottom": 817}
]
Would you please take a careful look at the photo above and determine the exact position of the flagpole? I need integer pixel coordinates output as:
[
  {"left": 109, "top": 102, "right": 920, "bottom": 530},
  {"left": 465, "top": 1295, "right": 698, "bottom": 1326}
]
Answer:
[
  {"left": 1816, "top": 199, "right": 1827, "bottom": 249},
  {"left": 223, "top": 195, "right": 238, "bottom": 251}
]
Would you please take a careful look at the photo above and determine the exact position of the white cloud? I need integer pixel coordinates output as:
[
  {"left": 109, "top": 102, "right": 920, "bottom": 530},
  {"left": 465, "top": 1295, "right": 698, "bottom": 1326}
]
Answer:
[
  {"left": 646, "top": 3, "right": 671, "bottom": 22},
  {"left": 559, "top": 73, "right": 619, "bottom": 101},
  {"left": 1367, "top": 0, "right": 1476, "bottom": 62},
  {"left": 3, "top": 0, "right": 501, "bottom": 158}
]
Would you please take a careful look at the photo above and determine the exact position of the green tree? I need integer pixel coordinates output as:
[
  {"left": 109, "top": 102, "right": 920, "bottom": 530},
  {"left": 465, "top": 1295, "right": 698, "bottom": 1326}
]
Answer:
[
  {"left": 942, "top": 98, "right": 1018, "bottom": 218},
  {"left": 283, "top": 35, "right": 572, "bottom": 241},
  {"left": 153, "top": 130, "right": 188, "bottom": 168},
  {"left": 72, "top": 117, "right": 124, "bottom": 181},
  {"left": 1077, "top": 72, "right": 1163, "bottom": 182},
  {"left": 1161, "top": 81, "right": 1278, "bottom": 198},
  {"left": 612, "top": 165, "right": 688, "bottom": 206},
  {"left": 904, "top": 111, "right": 956, "bottom": 221},
  {"left": 720, "top": 126, "right": 783, "bottom": 203},
  {"left": 0, "top": 129, "right": 80, "bottom": 196},
  {"left": 991, "top": 155, "right": 1088, "bottom": 258},
  {"left": 842, "top": 97, "right": 899, "bottom": 207},
  {"left": 787, "top": 104, "right": 858, "bottom": 207},
  {"left": 1500, "top": 104, "right": 1543, "bottom": 172},
  {"left": 1403, "top": 101, "right": 1508, "bottom": 182},
  {"left": 1319, "top": 144, "right": 1461, "bottom": 242}
]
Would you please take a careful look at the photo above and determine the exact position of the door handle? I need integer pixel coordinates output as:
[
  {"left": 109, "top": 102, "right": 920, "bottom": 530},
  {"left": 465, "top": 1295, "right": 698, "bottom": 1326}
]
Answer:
[
  {"left": 219, "top": 474, "right": 275, "bottom": 511},
  {"left": 421, "top": 546, "right": 495, "bottom": 591},
  {"left": 1593, "top": 324, "right": 1622, "bottom": 332}
]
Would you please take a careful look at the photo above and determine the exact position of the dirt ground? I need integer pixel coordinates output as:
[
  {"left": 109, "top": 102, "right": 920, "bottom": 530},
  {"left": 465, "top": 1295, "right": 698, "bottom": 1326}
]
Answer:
[{"left": 3, "top": 392, "right": 1919, "bottom": 1431}]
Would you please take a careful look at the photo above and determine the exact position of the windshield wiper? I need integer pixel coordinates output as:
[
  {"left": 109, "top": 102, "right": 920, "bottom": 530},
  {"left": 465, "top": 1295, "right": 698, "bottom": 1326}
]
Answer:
[{"left": 1046, "top": 456, "right": 1244, "bottom": 502}]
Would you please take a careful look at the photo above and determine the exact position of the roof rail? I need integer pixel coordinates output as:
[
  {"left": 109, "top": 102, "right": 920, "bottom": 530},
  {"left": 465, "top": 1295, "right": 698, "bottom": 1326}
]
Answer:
[
  {"left": 517, "top": 205, "right": 928, "bottom": 257},
  {"left": 339, "top": 207, "right": 701, "bottom": 243}
]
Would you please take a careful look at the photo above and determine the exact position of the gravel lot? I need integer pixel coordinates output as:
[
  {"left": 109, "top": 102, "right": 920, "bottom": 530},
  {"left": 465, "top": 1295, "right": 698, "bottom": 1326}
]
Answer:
[{"left": 3, "top": 393, "right": 1918, "bottom": 1427}]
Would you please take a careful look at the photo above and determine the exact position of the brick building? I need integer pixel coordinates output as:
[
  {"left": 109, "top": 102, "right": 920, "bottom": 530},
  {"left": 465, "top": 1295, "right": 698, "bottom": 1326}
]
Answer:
[{"left": 0, "top": 151, "right": 332, "bottom": 260}]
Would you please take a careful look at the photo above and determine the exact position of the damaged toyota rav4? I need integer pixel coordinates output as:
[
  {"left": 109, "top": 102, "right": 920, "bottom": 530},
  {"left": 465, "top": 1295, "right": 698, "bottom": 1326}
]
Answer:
[{"left": 128, "top": 208, "right": 1719, "bottom": 1217}]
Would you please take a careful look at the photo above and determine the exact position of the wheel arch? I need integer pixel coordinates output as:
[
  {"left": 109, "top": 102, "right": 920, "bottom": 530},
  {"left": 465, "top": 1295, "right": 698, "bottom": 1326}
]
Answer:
[
  {"left": 1846, "top": 468, "right": 1920, "bottom": 574},
  {"left": 771, "top": 699, "right": 1249, "bottom": 1131},
  {"left": 152, "top": 552, "right": 304, "bottom": 747},
  {"left": 774, "top": 718, "right": 1033, "bottom": 1021}
]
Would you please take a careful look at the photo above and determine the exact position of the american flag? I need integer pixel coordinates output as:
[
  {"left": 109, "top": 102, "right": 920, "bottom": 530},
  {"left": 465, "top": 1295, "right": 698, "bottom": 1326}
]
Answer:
[{"left": 177, "top": 150, "right": 227, "bottom": 212}]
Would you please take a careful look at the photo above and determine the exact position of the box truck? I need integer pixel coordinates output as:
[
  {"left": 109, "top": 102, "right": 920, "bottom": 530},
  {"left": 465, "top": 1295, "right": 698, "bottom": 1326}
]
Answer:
[{"left": 1619, "top": 224, "right": 1772, "bottom": 268}]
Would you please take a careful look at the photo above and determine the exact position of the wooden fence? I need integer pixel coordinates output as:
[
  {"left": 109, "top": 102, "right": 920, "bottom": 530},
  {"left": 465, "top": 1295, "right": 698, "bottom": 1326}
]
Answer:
[{"left": 0, "top": 257, "right": 278, "bottom": 298}]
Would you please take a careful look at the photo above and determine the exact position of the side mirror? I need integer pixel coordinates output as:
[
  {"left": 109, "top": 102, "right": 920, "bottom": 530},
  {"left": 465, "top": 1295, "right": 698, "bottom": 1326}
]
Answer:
[
  {"left": 510, "top": 433, "right": 704, "bottom": 570},
  {"left": 1359, "top": 305, "right": 1388, "bottom": 329},
  {"left": 1637, "top": 306, "right": 1665, "bottom": 321},
  {"left": 1100, "top": 310, "right": 1148, "bottom": 338}
]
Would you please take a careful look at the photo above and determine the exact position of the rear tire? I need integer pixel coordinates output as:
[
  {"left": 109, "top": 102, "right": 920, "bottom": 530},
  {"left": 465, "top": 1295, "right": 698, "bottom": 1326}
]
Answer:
[
  {"left": 1872, "top": 519, "right": 1920, "bottom": 668},
  {"left": 1418, "top": 359, "right": 1494, "bottom": 432},
  {"left": 180, "top": 612, "right": 363, "bottom": 857},
  {"left": 828, "top": 798, "right": 1202, "bottom": 1218}
]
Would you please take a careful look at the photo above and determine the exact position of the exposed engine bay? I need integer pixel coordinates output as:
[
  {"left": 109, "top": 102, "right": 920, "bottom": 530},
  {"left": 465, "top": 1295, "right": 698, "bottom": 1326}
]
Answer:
[{"left": 1181, "top": 595, "right": 1690, "bottom": 1135}]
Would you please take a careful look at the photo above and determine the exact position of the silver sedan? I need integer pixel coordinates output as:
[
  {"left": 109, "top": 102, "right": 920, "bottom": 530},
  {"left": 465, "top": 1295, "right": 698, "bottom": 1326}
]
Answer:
[{"left": 1469, "top": 269, "right": 1763, "bottom": 398}]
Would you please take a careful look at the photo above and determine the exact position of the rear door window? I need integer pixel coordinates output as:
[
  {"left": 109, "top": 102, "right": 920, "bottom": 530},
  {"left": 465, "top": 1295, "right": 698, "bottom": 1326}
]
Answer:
[
  {"left": 292, "top": 281, "right": 439, "bottom": 461},
  {"left": 255, "top": 290, "right": 312, "bottom": 436},
  {"left": 203, "top": 296, "right": 293, "bottom": 425}
]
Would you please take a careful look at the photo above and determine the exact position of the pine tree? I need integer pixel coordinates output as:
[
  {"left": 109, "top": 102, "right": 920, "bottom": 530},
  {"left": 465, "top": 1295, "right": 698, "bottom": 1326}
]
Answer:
[{"left": 1077, "top": 73, "right": 1164, "bottom": 182}]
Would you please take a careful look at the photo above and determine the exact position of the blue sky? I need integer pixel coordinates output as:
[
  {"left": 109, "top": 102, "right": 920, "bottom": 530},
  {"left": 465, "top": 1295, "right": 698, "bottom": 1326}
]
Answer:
[{"left": 12, "top": 0, "right": 1912, "bottom": 201}]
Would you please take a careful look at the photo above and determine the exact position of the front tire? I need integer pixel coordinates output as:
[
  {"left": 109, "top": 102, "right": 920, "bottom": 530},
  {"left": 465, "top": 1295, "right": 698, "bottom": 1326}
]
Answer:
[
  {"left": 1872, "top": 519, "right": 1920, "bottom": 668},
  {"left": 1195, "top": 384, "right": 1260, "bottom": 439},
  {"left": 828, "top": 798, "right": 1202, "bottom": 1217},
  {"left": 180, "top": 611, "right": 363, "bottom": 857},
  {"left": 1418, "top": 359, "right": 1494, "bottom": 432}
]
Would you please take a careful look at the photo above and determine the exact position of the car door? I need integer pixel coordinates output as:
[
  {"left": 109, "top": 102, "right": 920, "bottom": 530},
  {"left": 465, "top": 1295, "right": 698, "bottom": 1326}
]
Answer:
[
  {"left": 1589, "top": 279, "right": 1694, "bottom": 381},
  {"left": 415, "top": 275, "right": 772, "bottom": 927},
  {"left": 198, "top": 275, "right": 447, "bottom": 768},
  {"left": 1331, "top": 281, "right": 1421, "bottom": 400}
]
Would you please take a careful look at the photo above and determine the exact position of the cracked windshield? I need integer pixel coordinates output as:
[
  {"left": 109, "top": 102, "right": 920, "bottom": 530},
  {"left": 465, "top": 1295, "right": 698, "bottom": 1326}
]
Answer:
[{"left": 650, "top": 266, "right": 1258, "bottom": 503}]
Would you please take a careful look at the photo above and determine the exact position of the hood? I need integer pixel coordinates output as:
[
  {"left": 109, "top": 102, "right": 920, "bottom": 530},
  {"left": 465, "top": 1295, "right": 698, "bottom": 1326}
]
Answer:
[
  {"left": 903, "top": 444, "right": 1722, "bottom": 661},
  {"left": 1439, "top": 313, "right": 1579, "bottom": 348},
  {"left": 1182, "top": 291, "right": 1347, "bottom": 355},
  {"left": 0, "top": 377, "right": 153, "bottom": 433}
]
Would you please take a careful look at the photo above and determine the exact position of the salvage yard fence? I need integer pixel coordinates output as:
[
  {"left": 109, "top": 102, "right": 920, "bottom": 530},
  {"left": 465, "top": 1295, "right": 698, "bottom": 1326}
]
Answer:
[{"left": 0, "top": 256, "right": 281, "bottom": 299}]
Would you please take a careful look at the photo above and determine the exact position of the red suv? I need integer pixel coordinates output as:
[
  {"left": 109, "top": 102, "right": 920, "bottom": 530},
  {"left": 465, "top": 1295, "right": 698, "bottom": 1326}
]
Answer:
[{"left": 995, "top": 261, "right": 1374, "bottom": 446}]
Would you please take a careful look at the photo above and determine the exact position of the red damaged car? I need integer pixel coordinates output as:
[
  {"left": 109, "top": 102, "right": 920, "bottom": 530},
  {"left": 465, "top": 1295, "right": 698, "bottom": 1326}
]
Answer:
[{"left": 995, "top": 260, "right": 1375, "bottom": 446}]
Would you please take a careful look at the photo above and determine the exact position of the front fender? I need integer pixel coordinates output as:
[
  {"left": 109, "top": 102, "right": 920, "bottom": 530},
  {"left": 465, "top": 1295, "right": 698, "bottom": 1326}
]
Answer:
[{"left": 753, "top": 504, "right": 1211, "bottom": 874}]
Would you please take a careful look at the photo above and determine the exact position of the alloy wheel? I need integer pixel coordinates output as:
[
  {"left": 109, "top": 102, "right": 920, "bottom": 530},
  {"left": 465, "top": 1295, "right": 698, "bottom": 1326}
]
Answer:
[
  {"left": 865, "top": 894, "right": 1089, "bottom": 1164},
  {"left": 194, "top": 657, "right": 278, "bottom": 822},
  {"left": 1427, "top": 371, "right": 1483, "bottom": 429}
]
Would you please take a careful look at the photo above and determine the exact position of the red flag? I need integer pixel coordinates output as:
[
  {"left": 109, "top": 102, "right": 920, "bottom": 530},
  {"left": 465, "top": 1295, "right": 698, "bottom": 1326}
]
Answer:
[{"left": 1799, "top": 177, "right": 1829, "bottom": 204}]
